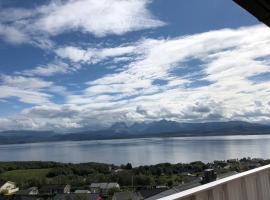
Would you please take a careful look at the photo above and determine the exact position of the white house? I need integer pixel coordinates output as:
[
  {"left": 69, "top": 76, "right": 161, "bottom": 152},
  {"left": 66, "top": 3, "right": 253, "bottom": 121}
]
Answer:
[
  {"left": 16, "top": 187, "right": 39, "bottom": 195},
  {"left": 0, "top": 181, "right": 19, "bottom": 195},
  {"left": 74, "top": 189, "right": 91, "bottom": 194},
  {"left": 90, "top": 182, "right": 120, "bottom": 195}
]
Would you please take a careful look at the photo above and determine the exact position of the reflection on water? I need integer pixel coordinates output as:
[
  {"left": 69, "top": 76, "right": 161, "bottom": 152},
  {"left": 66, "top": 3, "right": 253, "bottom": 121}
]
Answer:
[{"left": 0, "top": 135, "right": 270, "bottom": 166}]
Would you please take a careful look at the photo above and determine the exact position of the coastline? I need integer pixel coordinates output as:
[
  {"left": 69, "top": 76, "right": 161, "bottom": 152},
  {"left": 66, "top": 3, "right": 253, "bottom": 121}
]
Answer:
[{"left": 0, "top": 132, "right": 270, "bottom": 146}]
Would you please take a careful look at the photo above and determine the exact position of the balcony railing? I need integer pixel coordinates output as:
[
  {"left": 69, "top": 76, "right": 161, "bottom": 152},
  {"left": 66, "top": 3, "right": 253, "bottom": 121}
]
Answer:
[{"left": 157, "top": 164, "right": 270, "bottom": 200}]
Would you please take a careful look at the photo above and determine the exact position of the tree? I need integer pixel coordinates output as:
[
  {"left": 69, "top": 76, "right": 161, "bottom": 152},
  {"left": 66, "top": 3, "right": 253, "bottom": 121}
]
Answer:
[
  {"left": 126, "top": 163, "right": 133, "bottom": 170},
  {"left": 167, "top": 179, "right": 174, "bottom": 187},
  {"left": 0, "top": 167, "right": 5, "bottom": 174},
  {"left": 108, "top": 187, "right": 121, "bottom": 196}
]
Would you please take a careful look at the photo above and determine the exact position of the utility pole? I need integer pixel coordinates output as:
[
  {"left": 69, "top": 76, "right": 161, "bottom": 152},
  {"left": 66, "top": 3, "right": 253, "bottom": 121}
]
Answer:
[{"left": 131, "top": 175, "right": 134, "bottom": 191}]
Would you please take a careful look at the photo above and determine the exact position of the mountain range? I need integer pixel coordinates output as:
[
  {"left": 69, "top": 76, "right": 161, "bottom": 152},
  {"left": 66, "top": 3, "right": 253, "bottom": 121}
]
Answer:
[{"left": 1, "top": 120, "right": 270, "bottom": 145}]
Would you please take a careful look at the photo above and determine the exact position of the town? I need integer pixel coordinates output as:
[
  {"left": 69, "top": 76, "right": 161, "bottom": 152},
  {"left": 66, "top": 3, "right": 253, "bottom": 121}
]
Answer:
[{"left": 0, "top": 158, "right": 269, "bottom": 200}]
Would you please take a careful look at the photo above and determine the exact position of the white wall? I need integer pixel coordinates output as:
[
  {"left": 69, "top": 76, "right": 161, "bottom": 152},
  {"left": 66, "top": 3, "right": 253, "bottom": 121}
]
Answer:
[{"left": 158, "top": 164, "right": 270, "bottom": 200}]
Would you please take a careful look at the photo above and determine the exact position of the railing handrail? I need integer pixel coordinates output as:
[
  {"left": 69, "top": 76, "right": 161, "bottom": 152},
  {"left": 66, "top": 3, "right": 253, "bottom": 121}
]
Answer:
[{"left": 157, "top": 164, "right": 270, "bottom": 200}]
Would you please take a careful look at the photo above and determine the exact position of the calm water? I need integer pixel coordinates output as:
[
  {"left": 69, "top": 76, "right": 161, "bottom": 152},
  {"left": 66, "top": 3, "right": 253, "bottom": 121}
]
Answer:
[{"left": 0, "top": 135, "right": 270, "bottom": 166}]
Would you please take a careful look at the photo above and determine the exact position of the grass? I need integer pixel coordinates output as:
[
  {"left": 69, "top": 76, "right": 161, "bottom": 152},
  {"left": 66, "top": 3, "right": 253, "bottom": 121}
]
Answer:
[{"left": 0, "top": 168, "right": 51, "bottom": 183}]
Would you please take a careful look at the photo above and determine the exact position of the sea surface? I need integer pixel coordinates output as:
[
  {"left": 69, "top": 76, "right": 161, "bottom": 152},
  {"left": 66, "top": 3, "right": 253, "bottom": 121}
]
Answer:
[{"left": 0, "top": 135, "right": 270, "bottom": 166}]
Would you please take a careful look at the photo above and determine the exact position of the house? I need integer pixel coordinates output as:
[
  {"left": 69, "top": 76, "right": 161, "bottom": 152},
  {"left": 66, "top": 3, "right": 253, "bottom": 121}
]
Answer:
[
  {"left": 53, "top": 193, "right": 102, "bottom": 200},
  {"left": 39, "top": 185, "right": 70, "bottom": 195},
  {"left": 74, "top": 189, "right": 91, "bottom": 193},
  {"left": 241, "top": 162, "right": 261, "bottom": 170},
  {"left": 113, "top": 169, "right": 124, "bottom": 173},
  {"left": 90, "top": 183, "right": 120, "bottom": 196},
  {"left": 201, "top": 169, "right": 217, "bottom": 184},
  {"left": 13, "top": 196, "right": 44, "bottom": 200},
  {"left": 227, "top": 159, "right": 239, "bottom": 163},
  {"left": 90, "top": 183, "right": 102, "bottom": 194},
  {"left": 0, "top": 181, "right": 19, "bottom": 195},
  {"left": 145, "top": 178, "right": 201, "bottom": 200},
  {"left": 112, "top": 192, "right": 142, "bottom": 200},
  {"left": 15, "top": 187, "right": 39, "bottom": 195}
]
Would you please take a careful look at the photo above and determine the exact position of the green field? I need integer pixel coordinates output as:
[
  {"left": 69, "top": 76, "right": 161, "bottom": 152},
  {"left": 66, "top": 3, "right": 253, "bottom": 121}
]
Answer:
[{"left": 0, "top": 168, "right": 51, "bottom": 184}]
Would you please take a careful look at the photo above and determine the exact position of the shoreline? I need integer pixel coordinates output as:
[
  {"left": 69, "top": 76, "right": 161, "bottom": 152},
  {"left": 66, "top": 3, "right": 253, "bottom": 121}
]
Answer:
[{"left": 0, "top": 132, "right": 270, "bottom": 146}]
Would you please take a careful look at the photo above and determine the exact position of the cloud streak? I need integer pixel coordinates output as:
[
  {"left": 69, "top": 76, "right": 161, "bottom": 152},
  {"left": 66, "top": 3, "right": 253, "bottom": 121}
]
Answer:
[
  {"left": 18, "top": 61, "right": 79, "bottom": 77},
  {"left": 0, "top": 75, "right": 68, "bottom": 105},
  {"left": 0, "top": 0, "right": 165, "bottom": 46},
  {"left": 1, "top": 25, "right": 270, "bottom": 131}
]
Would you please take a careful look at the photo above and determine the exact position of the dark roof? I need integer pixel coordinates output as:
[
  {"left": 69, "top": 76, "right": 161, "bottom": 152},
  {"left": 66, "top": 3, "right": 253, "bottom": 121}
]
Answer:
[
  {"left": 53, "top": 194, "right": 100, "bottom": 200},
  {"left": 233, "top": 0, "right": 270, "bottom": 27},
  {"left": 113, "top": 192, "right": 142, "bottom": 200},
  {"left": 0, "top": 195, "right": 9, "bottom": 200},
  {"left": 217, "top": 171, "right": 238, "bottom": 180},
  {"left": 145, "top": 179, "right": 201, "bottom": 200},
  {"left": 90, "top": 182, "right": 119, "bottom": 189},
  {"left": 138, "top": 188, "right": 167, "bottom": 199},
  {"left": 0, "top": 180, "right": 7, "bottom": 187},
  {"left": 13, "top": 196, "right": 43, "bottom": 200},
  {"left": 15, "top": 187, "right": 38, "bottom": 195},
  {"left": 40, "top": 185, "right": 68, "bottom": 191}
]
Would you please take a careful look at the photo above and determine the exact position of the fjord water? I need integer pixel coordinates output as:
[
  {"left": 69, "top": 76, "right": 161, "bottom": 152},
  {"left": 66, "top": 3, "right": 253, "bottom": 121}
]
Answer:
[{"left": 0, "top": 135, "right": 270, "bottom": 166}]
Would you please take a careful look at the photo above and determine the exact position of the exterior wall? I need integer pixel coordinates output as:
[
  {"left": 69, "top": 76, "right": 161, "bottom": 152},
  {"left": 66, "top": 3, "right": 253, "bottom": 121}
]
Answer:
[
  {"left": 158, "top": 164, "right": 270, "bottom": 200},
  {"left": 29, "top": 187, "right": 39, "bottom": 195},
  {"left": 0, "top": 182, "right": 14, "bottom": 192},
  {"left": 90, "top": 187, "right": 101, "bottom": 194},
  {"left": 64, "top": 185, "right": 71, "bottom": 193},
  {"left": 7, "top": 187, "right": 19, "bottom": 194},
  {"left": 0, "top": 182, "right": 19, "bottom": 195}
]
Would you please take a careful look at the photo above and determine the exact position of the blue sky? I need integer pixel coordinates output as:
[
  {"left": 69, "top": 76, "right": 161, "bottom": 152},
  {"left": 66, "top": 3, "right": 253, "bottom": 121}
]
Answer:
[{"left": 0, "top": 0, "right": 270, "bottom": 131}]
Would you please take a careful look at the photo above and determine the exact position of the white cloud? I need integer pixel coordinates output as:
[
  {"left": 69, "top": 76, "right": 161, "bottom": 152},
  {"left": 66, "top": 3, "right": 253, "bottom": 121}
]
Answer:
[
  {"left": 55, "top": 45, "right": 136, "bottom": 64},
  {"left": 1, "top": 75, "right": 53, "bottom": 90},
  {"left": 66, "top": 25, "right": 270, "bottom": 126},
  {"left": 0, "top": 24, "right": 29, "bottom": 44},
  {"left": 56, "top": 46, "right": 88, "bottom": 62},
  {"left": 18, "top": 61, "right": 79, "bottom": 77},
  {"left": 35, "top": 0, "right": 165, "bottom": 37},
  {"left": 0, "top": 85, "right": 52, "bottom": 105},
  {"left": 0, "top": 75, "right": 67, "bottom": 105},
  {"left": 1, "top": 25, "right": 270, "bottom": 131},
  {"left": 0, "top": 0, "right": 165, "bottom": 46}
]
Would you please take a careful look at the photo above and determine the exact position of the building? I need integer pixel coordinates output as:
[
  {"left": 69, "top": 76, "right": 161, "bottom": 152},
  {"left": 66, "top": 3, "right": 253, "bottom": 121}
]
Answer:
[
  {"left": 15, "top": 187, "right": 39, "bottom": 196},
  {"left": 74, "top": 189, "right": 91, "bottom": 193},
  {"left": 145, "top": 178, "right": 201, "bottom": 200},
  {"left": 155, "top": 164, "right": 270, "bottom": 200},
  {"left": 90, "top": 183, "right": 120, "bottom": 196},
  {"left": 201, "top": 169, "right": 217, "bottom": 184},
  {"left": 112, "top": 192, "right": 142, "bottom": 200},
  {"left": 0, "top": 181, "right": 19, "bottom": 195},
  {"left": 39, "top": 185, "right": 70, "bottom": 195},
  {"left": 90, "top": 183, "right": 102, "bottom": 194},
  {"left": 54, "top": 193, "right": 102, "bottom": 200},
  {"left": 13, "top": 196, "right": 44, "bottom": 200},
  {"left": 113, "top": 169, "right": 124, "bottom": 173},
  {"left": 138, "top": 188, "right": 168, "bottom": 199},
  {"left": 1, "top": 196, "right": 41, "bottom": 200}
]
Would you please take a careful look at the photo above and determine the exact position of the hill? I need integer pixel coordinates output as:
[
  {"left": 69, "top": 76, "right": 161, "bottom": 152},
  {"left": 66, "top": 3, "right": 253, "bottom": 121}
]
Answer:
[{"left": 1, "top": 121, "right": 270, "bottom": 144}]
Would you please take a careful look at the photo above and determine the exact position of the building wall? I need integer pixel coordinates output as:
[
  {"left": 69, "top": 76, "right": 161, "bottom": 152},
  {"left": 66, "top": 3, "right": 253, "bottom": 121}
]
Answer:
[
  {"left": 0, "top": 182, "right": 19, "bottom": 195},
  {"left": 158, "top": 165, "right": 270, "bottom": 200}
]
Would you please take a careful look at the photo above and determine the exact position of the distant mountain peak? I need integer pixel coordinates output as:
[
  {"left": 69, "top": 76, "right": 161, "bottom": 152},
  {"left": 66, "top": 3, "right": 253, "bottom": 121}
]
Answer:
[
  {"left": 0, "top": 121, "right": 270, "bottom": 145},
  {"left": 110, "top": 122, "right": 129, "bottom": 133}
]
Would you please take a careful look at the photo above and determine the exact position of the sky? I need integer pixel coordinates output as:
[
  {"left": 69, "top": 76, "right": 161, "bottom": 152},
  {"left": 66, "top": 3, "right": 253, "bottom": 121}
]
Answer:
[{"left": 0, "top": 0, "right": 270, "bottom": 132}]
